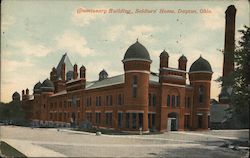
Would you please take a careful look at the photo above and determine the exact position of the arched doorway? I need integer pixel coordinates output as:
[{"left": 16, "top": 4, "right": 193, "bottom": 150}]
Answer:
[{"left": 168, "top": 112, "right": 178, "bottom": 131}]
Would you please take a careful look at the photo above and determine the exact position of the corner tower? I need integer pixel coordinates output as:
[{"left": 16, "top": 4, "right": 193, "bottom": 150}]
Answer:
[
  {"left": 189, "top": 56, "right": 213, "bottom": 130},
  {"left": 122, "top": 40, "right": 152, "bottom": 132}
]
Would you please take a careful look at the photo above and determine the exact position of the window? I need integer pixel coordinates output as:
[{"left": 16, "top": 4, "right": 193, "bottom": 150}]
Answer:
[
  {"left": 133, "top": 75, "right": 138, "bottom": 84},
  {"left": 118, "top": 113, "right": 122, "bottom": 128},
  {"left": 148, "top": 94, "right": 152, "bottom": 106},
  {"left": 132, "top": 113, "right": 137, "bottom": 129},
  {"left": 64, "top": 112, "right": 67, "bottom": 120},
  {"left": 167, "top": 95, "right": 170, "bottom": 107},
  {"left": 172, "top": 95, "right": 175, "bottom": 107},
  {"left": 105, "top": 113, "right": 112, "bottom": 125},
  {"left": 95, "top": 112, "right": 101, "bottom": 124},
  {"left": 208, "top": 115, "right": 210, "bottom": 128},
  {"left": 198, "top": 115, "right": 203, "bottom": 128},
  {"left": 106, "top": 95, "right": 113, "bottom": 106},
  {"left": 199, "top": 86, "right": 204, "bottom": 103},
  {"left": 176, "top": 96, "right": 180, "bottom": 107},
  {"left": 132, "top": 75, "right": 138, "bottom": 98},
  {"left": 64, "top": 101, "right": 67, "bottom": 108},
  {"left": 187, "top": 97, "right": 191, "bottom": 108},
  {"left": 77, "top": 100, "right": 80, "bottom": 108},
  {"left": 118, "top": 94, "right": 122, "bottom": 105},
  {"left": 126, "top": 113, "right": 130, "bottom": 128},
  {"left": 148, "top": 114, "right": 151, "bottom": 129},
  {"left": 152, "top": 114, "right": 155, "bottom": 128},
  {"left": 86, "top": 97, "right": 92, "bottom": 107},
  {"left": 86, "top": 113, "right": 92, "bottom": 122},
  {"left": 139, "top": 113, "right": 143, "bottom": 128},
  {"left": 184, "top": 115, "right": 190, "bottom": 129},
  {"left": 152, "top": 94, "right": 156, "bottom": 107}
]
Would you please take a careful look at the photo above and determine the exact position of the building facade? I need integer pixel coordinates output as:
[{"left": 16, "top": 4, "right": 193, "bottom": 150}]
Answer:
[{"left": 17, "top": 41, "right": 213, "bottom": 132}]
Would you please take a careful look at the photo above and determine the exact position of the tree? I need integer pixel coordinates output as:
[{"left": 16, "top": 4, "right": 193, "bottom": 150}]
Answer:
[{"left": 230, "top": 25, "right": 250, "bottom": 128}]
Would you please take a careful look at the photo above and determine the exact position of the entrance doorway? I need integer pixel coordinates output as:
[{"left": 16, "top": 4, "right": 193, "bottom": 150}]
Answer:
[{"left": 168, "top": 112, "right": 178, "bottom": 131}]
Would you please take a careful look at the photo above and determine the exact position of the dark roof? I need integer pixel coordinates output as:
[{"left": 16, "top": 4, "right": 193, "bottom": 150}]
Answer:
[
  {"left": 56, "top": 53, "right": 73, "bottom": 78},
  {"left": 160, "top": 50, "right": 169, "bottom": 58},
  {"left": 99, "top": 69, "right": 108, "bottom": 76},
  {"left": 123, "top": 41, "right": 151, "bottom": 61},
  {"left": 34, "top": 81, "right": 42, "bottom": 90},
  {"left": 12, "top": 92, "right": 20, "bottom": 98},
  {"left": 34, "top": 81, "right": 42, "bottom": 94},
  {"left": 179, "top": 55, "right": 187, "bottom": 61},
  {"left": 189, "top": 56, "right": 212, "bottom": 72},
  {"left": 41, "top": 79, "right": 55, "bottom": 92}
]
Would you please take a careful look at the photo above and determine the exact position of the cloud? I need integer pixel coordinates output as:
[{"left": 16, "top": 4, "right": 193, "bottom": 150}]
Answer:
[
  {"left": 199, "top": 7, "right": 224, "bottom": 30},
  {"left": 127, "top": 25, "right": 160, "bottom": 44},
  {"left": 105, "top": 25, "right": 126, "bottom": 41},
  {"left": 14, "top": 41, "right": 52, "bottom": 57},
  {"left": 55, "top": 31, "right": 95, "bottom": 57},
  {"left": 104, "top": 24, "right": 161, "bottom": 45},
  {"left": 1, "top": 16, "right": 15, "bottom": 31},
  {"left": 2, "top": 59, "right": 34, "bottom": 72}
]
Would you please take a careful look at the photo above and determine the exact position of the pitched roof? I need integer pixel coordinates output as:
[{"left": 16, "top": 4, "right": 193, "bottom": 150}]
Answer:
[
  {"left": 86, "top": 72, "right": 160, "bottom": 90},
  {"left": 56, "top": 53, "right": 73, "bottom": 78}
]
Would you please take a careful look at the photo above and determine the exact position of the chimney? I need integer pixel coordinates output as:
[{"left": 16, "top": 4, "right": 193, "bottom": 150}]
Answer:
[
  {"left": 80, "top": 65, "right": 86, "bottom": 78},
  {"left": 223, "top": 5, "right": 236, "bottom": 81},
  {"left": 219, "top": 5, "right": 237, "bottom": 104},
  {"left": 73, "top": 64, "right": 78, "bottom": 79}
]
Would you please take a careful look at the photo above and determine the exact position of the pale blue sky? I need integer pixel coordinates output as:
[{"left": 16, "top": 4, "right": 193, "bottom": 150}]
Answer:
[{"left": 1, "top": 0, "right": 249, "bottom": 102}]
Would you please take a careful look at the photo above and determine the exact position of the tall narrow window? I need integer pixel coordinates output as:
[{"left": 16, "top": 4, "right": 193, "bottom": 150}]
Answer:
[
  {"left": 118, "top": 113, "right": 122, "bottom": 128},
  {"left": 187, "top": 97, "right": 191, "bottom": 108},
  {"left": 152, "top": 114, "right": 155, "bottom": 128},
  {"left": 198, "top": 115, "right": 203, "bottom": 128},
  {"left": 148, "top": 94, "right": 152, "bottom": 106},
  {"left": 172, "top": 95, "right": 175, "bottom": 107},
  {"left": 132, "top": 113, "right": 137, "bottom": 129},
  {"left": 167, "top": 95, "right": 170, "bottom": 107},
  {"left": 152, "top": 94, "right": 156, "bottom": 107},
  {"left": 118, "top": 94, "right": 122, "bottom": 105},
  {"left": 126, "top": 113, "right": 130, "bottom": 128},
  {"left": 132, "top": 75, "right": 138, "bottom": 98},
  {"left": 199, "top": 86, "right": 204, "bottom": 103},
  {"left": 139, "top": 113, "right": 143, "bottom": 128},
  {"left": 176, "top": 96, "right": 180, "bottom": 107}
]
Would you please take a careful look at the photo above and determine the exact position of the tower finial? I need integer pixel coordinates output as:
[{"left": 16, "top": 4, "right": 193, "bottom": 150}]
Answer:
[{"left": 136, "top": 38, "right": 138, "bottom": 42}]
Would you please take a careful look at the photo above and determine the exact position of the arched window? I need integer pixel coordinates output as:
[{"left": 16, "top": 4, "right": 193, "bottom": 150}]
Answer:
[
  {"left": 132, "top": 75, "right": 138, "bottom": 98},
  {"left": 167, "top": 95, "right": 170, "bottom": 107},
  {"left": 199, "top": 85, "right": 204, "bottom": 103}
]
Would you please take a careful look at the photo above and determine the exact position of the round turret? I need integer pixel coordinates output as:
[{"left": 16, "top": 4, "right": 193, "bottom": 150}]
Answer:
[
  {"left": 40, "top": 79, "right": 55, "bottom": 92},
  {"left": 12, "top": 92, "right": 20, "bottom": 101},
  {"left": 34, "top": 81, "right": 42, "bottom": 94},
  {"left": 123, "top": 40, "right": 151, "bottom": 62},
  {"left": 189, "top": 56, "right": 212, "bottom": 73}
]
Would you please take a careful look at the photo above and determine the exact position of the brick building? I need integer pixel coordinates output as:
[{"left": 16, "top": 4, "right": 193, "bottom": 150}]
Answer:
[{"left": 17, "top": 40, "right": 212, "bottom": 132}]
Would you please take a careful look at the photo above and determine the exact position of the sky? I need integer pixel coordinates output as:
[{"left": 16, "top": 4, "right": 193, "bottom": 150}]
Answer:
[{"left": 1, "top": 0, "right": 249, "bottom": 103}]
